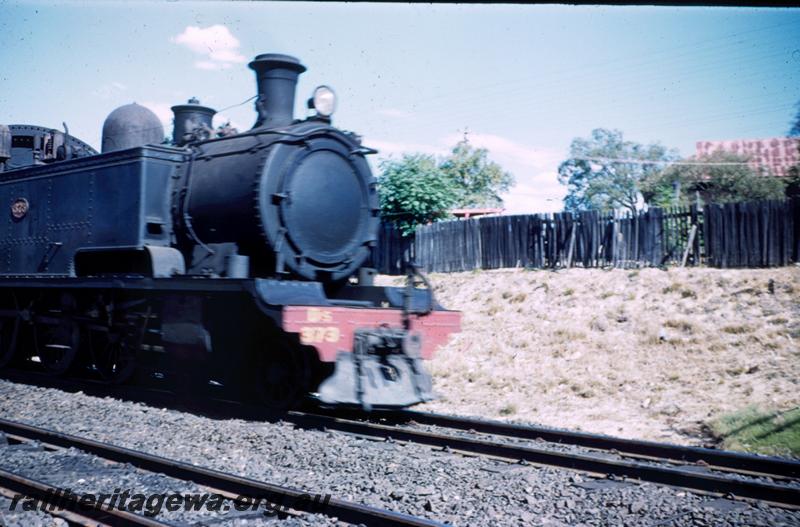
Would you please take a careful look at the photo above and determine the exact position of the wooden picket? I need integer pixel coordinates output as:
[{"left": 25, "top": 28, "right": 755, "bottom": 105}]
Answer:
[
  {"left": 704, "top": 199, "right": 798, "bottom": 268},
  {"left": 370, "top": 199, "right": 799, "bottom": 274}
]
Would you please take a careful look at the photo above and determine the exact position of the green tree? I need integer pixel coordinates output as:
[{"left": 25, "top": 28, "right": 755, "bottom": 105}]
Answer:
[
  {"left": 439, "top": 138, "right": 514, "bottom": 208},
  {"left": 377, "top": 154, "right": 456, "bottom": 236},
  {"left": 787, "top": 102, "right": 800, "bottom": 198},
  {"left": 641, "top": 150, "right": 786, "bottom": 207},
  {"left": 789, "top": 103, "right": 800, "bottom": 137},
  {"left": 557, "top": 129, "right": 676, "bottom": 214}
]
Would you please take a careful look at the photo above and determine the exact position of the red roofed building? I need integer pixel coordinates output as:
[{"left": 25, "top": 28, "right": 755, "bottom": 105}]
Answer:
[
  {"left": 696, "top": 137, "right": 800, "bottom": 178},
  {"left": 450, "top": 207, "right": 504, "bottom": 219}
]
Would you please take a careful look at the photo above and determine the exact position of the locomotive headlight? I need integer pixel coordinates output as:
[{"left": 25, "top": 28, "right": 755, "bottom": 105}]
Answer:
[{"left": 310, "top": 85, "right": 336, "bottom": 117}]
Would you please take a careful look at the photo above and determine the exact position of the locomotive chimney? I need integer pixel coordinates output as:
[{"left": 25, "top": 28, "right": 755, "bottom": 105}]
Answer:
[{"left": 249, "top": 53, "right": 306, "bottom": 129}]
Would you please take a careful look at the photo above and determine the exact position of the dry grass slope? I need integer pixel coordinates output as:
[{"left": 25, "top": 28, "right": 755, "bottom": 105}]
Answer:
[{"left": 379, "top": 267, "right": 800, "bottom": 445}]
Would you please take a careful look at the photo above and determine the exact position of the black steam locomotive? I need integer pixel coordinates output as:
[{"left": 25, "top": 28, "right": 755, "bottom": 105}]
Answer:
[{"left": 0, "top": 54, "right": 460, "bottom": 409}]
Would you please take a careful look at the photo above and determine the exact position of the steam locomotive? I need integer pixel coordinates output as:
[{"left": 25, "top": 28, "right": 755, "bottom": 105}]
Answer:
[{"left": 0, "top": 53, "right": 460, "bottom": 409}]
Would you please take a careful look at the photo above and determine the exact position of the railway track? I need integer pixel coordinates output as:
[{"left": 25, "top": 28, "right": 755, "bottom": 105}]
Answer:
[
  {"left": 3, "top": 370, "right": 800, "bottom": 511},
  {"left": 309, "top": 407, "right": 800, "bottom": 477},
  {"left": 377, "top": 409, "right": 800, "bottom": 478},
  {"left": 0, "top": 417, "right": 445, "bottom": 527},
  {"left": 294, "top": 409, "right": 800, "bottom": 509},
  {"left": 0, "top": 468, "right": 171, "bottom": 527}
]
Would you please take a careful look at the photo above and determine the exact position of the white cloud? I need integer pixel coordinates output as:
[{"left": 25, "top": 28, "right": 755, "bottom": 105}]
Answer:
[{"left": 171, "top": 25, "right": 245, "bottom": 71}]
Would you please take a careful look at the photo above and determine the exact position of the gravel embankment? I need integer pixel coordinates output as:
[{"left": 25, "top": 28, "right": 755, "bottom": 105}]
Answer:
[
  {"left": 376, "top": 267, "right": 800, "bottom": 445},
  {"left": 1, "top": 380, "right": 799, "bottom": 526}
]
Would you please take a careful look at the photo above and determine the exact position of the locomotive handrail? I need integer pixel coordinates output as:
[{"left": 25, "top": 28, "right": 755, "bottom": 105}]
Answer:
[
  {"left": 177, "top": 148, "right": 216, "bottom": 256},
  {"left": 190, "top": 125, "right": 337, "bottom": 152}
]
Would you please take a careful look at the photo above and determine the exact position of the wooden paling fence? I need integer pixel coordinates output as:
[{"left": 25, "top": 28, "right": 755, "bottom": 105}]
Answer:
[
  {"left": 369, "top": 223, "right": 415, "bottom": 276},
  {"left": 704, "top": 199, "right": 799, "bottom": 268},
  {"left": 369, "top": 199, "right": 800, "bottom": 274}
]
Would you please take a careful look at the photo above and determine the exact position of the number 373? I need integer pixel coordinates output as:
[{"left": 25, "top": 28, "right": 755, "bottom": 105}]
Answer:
[{"left": 299, "top": 326, "right": 341, "bottom": 344}]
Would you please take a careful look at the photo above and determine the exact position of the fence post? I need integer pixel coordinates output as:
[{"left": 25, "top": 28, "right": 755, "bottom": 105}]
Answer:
[
  {"left": 566, "top": 216, "right": 577, "bottom": 268},
  {"left": 690, "top": 204, "right": 700, "bottom": 266},
  {"left": 681, "top": 225, "right": 697, "bottom": 268}
]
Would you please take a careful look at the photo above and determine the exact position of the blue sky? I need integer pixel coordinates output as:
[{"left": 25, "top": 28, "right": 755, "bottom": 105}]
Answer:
[{"left": 1, "top": 2, "right": 798, "bottom": 212}]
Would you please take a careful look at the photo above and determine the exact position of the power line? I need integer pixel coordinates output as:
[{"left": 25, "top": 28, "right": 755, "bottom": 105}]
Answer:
[
  {"left": 399, "top": 47, "right": 794, "bottom": 130},
  {"left": 625, "top": 103, "right": 797, "bottom": 137},
  {"left": 383, "top": 24, "right": 797, "bottom": 126},
  {"left": 569, "top": 155, "right": 792, "bottom": 167},
  {"left": 392, "top": 19, "right": 798, "bottom": 109}
]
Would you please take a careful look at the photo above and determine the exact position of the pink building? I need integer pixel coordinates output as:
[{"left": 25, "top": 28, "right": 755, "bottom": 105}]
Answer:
[
  {"left": 695, "top": 137, "right": 800, "bottom": 178},
  {"left": 450, "top": 207, "right": 504, "bottom": 219}
]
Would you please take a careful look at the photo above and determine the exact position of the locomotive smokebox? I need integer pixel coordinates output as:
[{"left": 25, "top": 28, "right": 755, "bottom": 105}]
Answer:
[
  {"left": 179, "top": 53, "right": 379, "bottom": 283},
  {"left": 249, "top": 54, "right": 306, "bottom": 129}
]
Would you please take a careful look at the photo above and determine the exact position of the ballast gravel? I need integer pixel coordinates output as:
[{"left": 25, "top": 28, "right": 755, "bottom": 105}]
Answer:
[
  {"left": 0, "top": 380, "right": 798, "bottom": 526},
  {"left": 0, "top": 443, "right": 334, "bottom": 526},
  {"left": 0, "top": 494, "right": 69, "bottom": 527}
]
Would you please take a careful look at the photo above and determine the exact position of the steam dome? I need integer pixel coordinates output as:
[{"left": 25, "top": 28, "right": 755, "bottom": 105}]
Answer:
[{"left": 101, "top": 103, "right": 164, "bottom": 153}]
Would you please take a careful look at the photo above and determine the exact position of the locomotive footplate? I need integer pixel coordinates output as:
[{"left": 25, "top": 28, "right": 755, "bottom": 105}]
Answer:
[{"left": 317, "top": 326, "right": 433, "bottom": 410}]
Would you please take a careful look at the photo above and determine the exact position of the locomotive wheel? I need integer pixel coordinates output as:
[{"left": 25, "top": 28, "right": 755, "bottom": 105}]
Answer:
[
  {"left": 33, "top": 318, "right": 80, "bottom": 375},
  {"left": 87, "top": 327, "right": 137, "bottom": 383},
  {"left": 0, "top": 316, "right": 20, "bottom": 368},
  {"left": 253, "top": 340, "right": 310, "bottom": 410}
]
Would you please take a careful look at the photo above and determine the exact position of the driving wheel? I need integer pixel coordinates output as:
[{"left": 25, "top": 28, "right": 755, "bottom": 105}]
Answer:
[
  {"left": 88, "top": 326, "right": 138, "bottom": 383},
  {"left": 0, "top": 317, "right": 20, "bottom": 368},
  {"left": 253, "top": 338, "right": 310, "bottom": 410},
  {"left": 34, "top": 318, "right": 79, "bottom": 375}
]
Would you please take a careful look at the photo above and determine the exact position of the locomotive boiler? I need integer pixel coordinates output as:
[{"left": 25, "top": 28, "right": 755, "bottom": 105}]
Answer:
[{"left": 0, "top": 53, "right": 460, "bottom": 409}]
